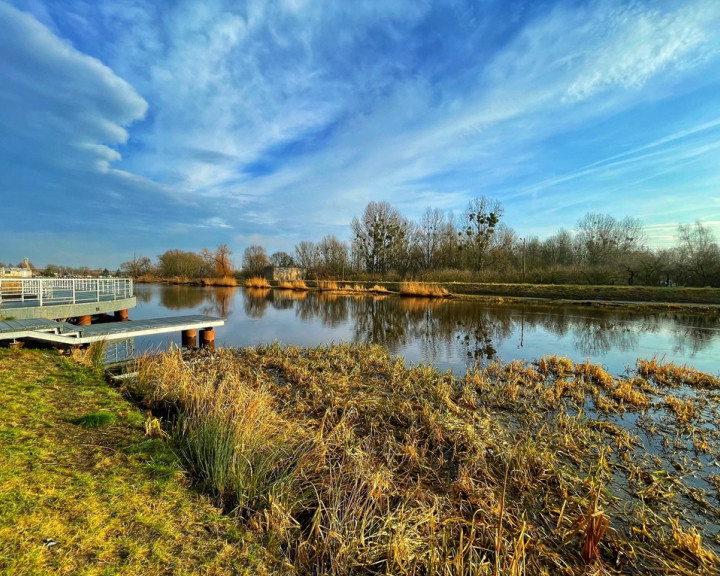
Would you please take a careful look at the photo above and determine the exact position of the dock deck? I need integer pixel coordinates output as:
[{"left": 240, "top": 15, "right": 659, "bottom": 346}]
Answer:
[{"left": 0, "top": 315, "right": 224, "bottom": 345}]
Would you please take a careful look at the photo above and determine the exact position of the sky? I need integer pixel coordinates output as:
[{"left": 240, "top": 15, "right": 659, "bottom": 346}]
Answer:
[{"left": 1, "top": 0, "right": 720, "bottom": 269}]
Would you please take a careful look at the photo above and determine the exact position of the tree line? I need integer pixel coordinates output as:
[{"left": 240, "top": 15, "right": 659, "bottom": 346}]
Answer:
[{"left": 112, "top": 197, "right": 719, "bottom": 287}]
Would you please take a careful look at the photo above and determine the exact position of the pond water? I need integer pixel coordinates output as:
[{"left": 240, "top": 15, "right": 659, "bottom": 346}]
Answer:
[{"left": 130, "top": 284, "right": 720, "bottom": 376}]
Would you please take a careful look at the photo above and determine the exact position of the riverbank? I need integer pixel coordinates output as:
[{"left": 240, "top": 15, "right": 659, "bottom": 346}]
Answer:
[
  {"left": 0, "top": 348, "right": 267, "bottom": 575},
  {"left": 136, "top": 276, "right": 720, "bottom": 313},
  {"left": 3, "top": 344, "right": 719, "bottom": 574},
  {"left": 334, "top": 281, "right": 720, "bottom": 307}
]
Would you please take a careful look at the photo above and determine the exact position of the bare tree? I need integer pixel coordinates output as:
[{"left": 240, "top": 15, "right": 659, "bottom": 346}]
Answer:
[
  {"left": 351, "top": 201, "right": 408, "bottom": 274},
  {"left": 295, "top": 241, "right": 319, "bottom": 272},
  {"left": 120, "top": 255, "right": 154, "bottom": 278},
  {"left": 458, "top": 196, "right": 503, "bottom": 271},
  {"left": 202, "top": 244, "right": 234, "bottom": 277},
  {"left": 417, "top": 208, "right": 446, "bottom": 270},
  {"left": 242, "top": 245, "right": 269, "bottom": 277},
  {"left": 270, "top": 251, "right": 296, "bottom": 267},
  {"left": 316, "top": 235, "right": 349, "bottom": 278},
  {"left": 675, "top": 222, "right": 719, "bottom": 286}
]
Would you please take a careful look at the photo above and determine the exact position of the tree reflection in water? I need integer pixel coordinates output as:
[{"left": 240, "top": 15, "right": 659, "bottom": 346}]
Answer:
[
  {"left": 151, "top": 285, "right": 719, "bottom": 372},
  {"left": 243, "top": 288, "right": 271, "bottom": 318}
]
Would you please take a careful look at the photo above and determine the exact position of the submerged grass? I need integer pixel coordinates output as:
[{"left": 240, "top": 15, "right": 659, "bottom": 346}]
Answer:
[{"left": 130, "top": 344, "right": 720, "bottom": 575}]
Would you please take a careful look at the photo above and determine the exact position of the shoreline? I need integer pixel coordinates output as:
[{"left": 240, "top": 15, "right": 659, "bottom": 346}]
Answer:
[{"left": 135, "top": 278, "right": 720, "bottom": 315}]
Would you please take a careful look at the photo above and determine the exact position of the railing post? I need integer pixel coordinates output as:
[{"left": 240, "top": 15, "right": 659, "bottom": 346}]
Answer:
[
  {"left": 39, "top": 280, "right": 43, "bottom": 307},
  {"left": 72, "top": 280, "right": 76, "bottom": 304},
  {"left": 96, "top": 280, "right": 100, "bottom": 302}
]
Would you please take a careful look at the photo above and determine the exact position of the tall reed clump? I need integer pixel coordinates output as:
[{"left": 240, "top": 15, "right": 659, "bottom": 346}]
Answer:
[
  {"left": 317, "top": 280, "right": 338, "bottom": 291},
  {"left": 134, "top": 348, "right": 303, "bottom": 516},
  {"left": 245, "top": 277, "right": 270, "bottom": 289},
  {"left": 71, "top": 339, "right": 107, "bottom": 372},
  {"left": 399, "top": 281, "right": 451, "bottom": 298}
]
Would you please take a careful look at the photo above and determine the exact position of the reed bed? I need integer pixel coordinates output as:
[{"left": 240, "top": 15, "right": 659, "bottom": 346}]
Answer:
[
  {"left": 318, "top": 282, "right": 390, "bottom": 294},
  {"left": 317, "top": 280, "right": 339, "bottom": 291},
  {"left": 277, "top": 280, "right": 308, "bottom": 291},
  {"left": 131, "top": 346, "right": 720, "bottom": 575},
  {"left": 202, "top": 276, "right": 237, "bottom": 287},
  {"left": 245, "top": 276, "right": 271, "bottom": 289},
  {"left": 400, "top": 281, "right": 451, "bottom": 298}
]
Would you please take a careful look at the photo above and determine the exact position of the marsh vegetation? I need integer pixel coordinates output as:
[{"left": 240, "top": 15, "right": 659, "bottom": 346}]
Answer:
[{"left": 127, "top": 343, "right": 720, "bottom": 575}]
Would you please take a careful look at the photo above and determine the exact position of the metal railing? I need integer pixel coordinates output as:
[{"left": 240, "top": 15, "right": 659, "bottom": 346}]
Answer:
[{"left": 0, "top": 278, "right": 134, "bottom": 308}]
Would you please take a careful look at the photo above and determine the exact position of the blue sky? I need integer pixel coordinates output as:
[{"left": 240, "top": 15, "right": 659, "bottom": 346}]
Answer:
[{"left": 1, "top": 0, "right": 719, "bottom": 268}]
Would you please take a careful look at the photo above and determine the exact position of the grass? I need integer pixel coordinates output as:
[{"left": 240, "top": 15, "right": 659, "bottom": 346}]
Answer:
[
  {"left": 399, "top": 281, "right": 451, "bottom": 298},
  {"left": 202, "top": 276, "right": 238, "bottom": 287},
  {"left": 129, "top": 344, "right": 720, "bottom": 575},
  {"left": 317, "top": 280, "right": 338, "bottom": 291},
  {"left": 69, "top": 410, "right": 116, "bottom": 427},
  {"left": 244, "top": 276, "right": 270, "bottom": 289},
  {"left": 0, "top": 348, "right": 269, "bottom": 575},
  {"left": 278, "top": 280, "right": 308, "bottom": 291}
]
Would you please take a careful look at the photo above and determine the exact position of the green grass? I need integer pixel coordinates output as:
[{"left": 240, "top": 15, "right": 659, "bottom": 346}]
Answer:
[
  {"left": 69, "top": 410, "right": 116, "bottom": 427},
  {"left": 0, "top": 348, "right": 272, "bottom": 575}
]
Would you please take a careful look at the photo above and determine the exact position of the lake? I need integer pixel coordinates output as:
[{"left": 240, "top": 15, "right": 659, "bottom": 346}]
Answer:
[{"left": 129, "top": 284, "right": 720, "bottom": 376}]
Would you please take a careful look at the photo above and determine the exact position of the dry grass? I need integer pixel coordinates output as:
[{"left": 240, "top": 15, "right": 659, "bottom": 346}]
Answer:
[
  {"left": 128, "top": 344, "right": 720, "bottom": 575},
  {"left": 202, "top": 275, "right": 237, "bottom": 287},
  {"left": 277, "top": 280, "right": 308, "bottom": 291},
  {"left": 400, "top": 281, "right": 451, "bottom": 298},
  {"left": 245, "top": 276, "right": 271, "bottom": 289},
  {"left": 637, "top": 357, "right": 720, "bottom": 389},
  {"left": 317, "top": 280, "right": 339, "bottom": 291}
]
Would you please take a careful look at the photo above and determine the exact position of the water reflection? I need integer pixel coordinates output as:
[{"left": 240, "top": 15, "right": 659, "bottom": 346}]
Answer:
[{"left": 132, "top": 284, "right": 720, "bottom": 375}]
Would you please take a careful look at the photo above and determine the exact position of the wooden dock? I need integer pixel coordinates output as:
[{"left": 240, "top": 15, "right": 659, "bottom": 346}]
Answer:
[{"left": 0, "top": 315, "right": 223, "bottom": 346}]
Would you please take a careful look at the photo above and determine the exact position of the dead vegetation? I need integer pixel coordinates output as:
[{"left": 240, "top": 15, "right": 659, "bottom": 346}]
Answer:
[
  {"left": 129, "top": 345, "right": 720, "bottom": 575},
  {"left": 278, "top": 280, "right": 309, "bottom": 291},
  {"left": 245, "top": 276, "right": 271, "bottom": 289},
  {"left": 400, "top": 281, "right": 451, "bottom": 298}
]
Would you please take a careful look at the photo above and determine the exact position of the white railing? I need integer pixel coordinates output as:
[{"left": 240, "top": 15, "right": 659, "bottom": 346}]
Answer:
[{"left": 0, "top": 278, "right": 134, "bottom": 308}]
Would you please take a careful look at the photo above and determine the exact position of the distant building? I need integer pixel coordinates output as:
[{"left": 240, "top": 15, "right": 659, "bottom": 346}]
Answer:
[
  {"left": 0, "top": 267, "right": 32, "bottom": 278},
  {"left": 263, "top": 266, "right": 306, "bottom": 282}
]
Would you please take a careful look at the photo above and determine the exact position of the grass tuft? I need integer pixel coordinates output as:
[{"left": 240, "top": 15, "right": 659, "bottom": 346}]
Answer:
[
  {"left": 69, "top": 410, "right": 116, "bottom": 428},
  {"left": 245, "top": 276, "right": 270, "bottom": 289}
]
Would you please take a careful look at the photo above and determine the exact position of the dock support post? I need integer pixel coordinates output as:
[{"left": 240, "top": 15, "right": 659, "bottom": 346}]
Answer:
[
  {"left": 181, "top": 329, "right": 197, "bottom": 349},
  {"left": 77, "top": 315, "right": 92, "bottom": 326},
  {"left": 200, "top": 328, "right": 215, "bottom": 350},
  {"left": 114, "top": 309, "right": 129, "bottom": 321}
]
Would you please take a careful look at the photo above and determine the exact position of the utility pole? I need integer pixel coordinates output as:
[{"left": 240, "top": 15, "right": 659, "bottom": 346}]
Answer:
[{"left": 522, "top": 238, "right": 526, "bottom": 283}]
